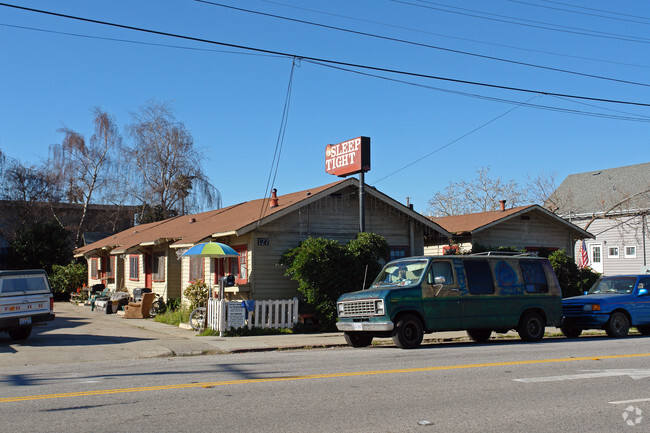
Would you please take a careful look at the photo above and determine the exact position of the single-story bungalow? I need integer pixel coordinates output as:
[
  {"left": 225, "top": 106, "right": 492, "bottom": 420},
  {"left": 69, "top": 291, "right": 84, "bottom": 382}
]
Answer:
[
  {"left": 74, "top": 178, "right": 449, "bottom": 303},
  {"left": 424, "top": 203, "right": 593, "bottom": 255}
]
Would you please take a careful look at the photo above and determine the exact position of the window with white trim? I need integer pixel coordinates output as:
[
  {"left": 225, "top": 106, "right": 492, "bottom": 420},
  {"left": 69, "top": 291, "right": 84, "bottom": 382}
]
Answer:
[
  {"left": 129, "top": 255, "right": 139, "bottom": 280},
  {"left": 625, "top": 246, "right": 637, "bottom": 259},
  {"left": 189, "top": 257, "right": 204, "bottom": 282},
  {"left": 608, "top": 246, "right": 619, "bottom": 258},
  {"left": 90, "top": 258, "right": 99, "bottom": 280}
]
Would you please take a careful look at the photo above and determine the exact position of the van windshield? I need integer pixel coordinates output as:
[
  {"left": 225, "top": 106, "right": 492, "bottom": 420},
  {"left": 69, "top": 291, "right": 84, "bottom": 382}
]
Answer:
[
  {"left": 371, "top": 260, "right": 429, "bottom": 288},
  {"left": 587, "top": 276, "right": 636, "bottom": 294}
]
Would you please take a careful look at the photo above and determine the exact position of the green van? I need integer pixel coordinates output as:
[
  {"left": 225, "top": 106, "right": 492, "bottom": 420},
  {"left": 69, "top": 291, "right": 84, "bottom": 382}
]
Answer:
[{"left": 336, "top": 253, "right": 563, "bottom": 349}]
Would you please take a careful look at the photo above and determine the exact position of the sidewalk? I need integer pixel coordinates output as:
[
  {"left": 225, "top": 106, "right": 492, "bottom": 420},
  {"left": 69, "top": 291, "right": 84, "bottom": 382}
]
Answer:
[
  {"left": 56, "top": 302, "right": 471, "bottom": 354},
  {"left": 1, "top": 302, "right": 571, "bottom": 367}
]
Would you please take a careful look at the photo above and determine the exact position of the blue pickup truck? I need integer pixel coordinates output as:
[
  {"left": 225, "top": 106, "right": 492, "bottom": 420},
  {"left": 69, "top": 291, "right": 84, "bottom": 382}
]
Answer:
[{"left": 560, "top": 274, "right": 650, "bottom": 338}]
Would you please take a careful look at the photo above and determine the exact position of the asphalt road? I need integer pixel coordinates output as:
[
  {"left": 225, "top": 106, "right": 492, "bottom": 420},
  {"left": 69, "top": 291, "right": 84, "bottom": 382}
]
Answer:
[{"left": 1, "top": 333, "right": 649, "bottom": 432}]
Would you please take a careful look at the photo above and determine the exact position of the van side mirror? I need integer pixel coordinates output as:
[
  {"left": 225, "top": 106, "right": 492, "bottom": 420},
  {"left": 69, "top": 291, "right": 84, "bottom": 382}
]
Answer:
[
  {"left": 638, "top": 288, "right": 648, "bottom": 296},
  {"left": 434, "top": 276, "right": 446, "bottom": 285}
]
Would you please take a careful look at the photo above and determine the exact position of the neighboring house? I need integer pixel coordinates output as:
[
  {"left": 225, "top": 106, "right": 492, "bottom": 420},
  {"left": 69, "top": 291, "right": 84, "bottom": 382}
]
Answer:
[
  {"left": 424, "top": 202, "right": 592, "bottom": 255},
  {"left": 0, "top": 200, "right": 138, "bottom": 269},
  {"left": 74, "top": 178, "right": 449, "bottom": 303},
  {"left": 547, "top": 162, "right": 650, "bottom": 275}
]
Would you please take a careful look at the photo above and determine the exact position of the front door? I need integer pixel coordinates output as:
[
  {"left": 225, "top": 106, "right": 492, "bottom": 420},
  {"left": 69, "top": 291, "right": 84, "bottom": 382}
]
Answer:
[
  {"left": 589, "top": 244, "right": 603, "bottom": 274},
  {"left": 144, "top": 253, "right": 152, "bottom": 288}
]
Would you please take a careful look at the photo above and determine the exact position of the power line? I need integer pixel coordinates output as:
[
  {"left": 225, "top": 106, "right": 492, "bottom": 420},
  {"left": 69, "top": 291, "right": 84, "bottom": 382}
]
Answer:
[
  {"left": 509, "top": 0, "right": 650, "bottom": 25},
  {"left": 535, "top": 0, "right": 650, "bottom": 22},
  {"left": 0, "top": 22, "right": 284, "bottom": 58},
  {"left": 305, "top": 59, "right": 650, "bottom": 123},
  {"left": 374, "top": 95, "right": 542, "bottom": 184},
  {"left": 194, "top": 0, "right": 650, "bottom": 88},
  {"left": 392, "top": 0, "right": 650, "bottom": 44},
  {"left": 2, "top": 2, "right": 650, "bottom": 108},
  {"left": 257, "top": 0, "right": 650, "bottom": 70},
  {"left": 258, "top": 58, "right": 297, "bottom": 224}
]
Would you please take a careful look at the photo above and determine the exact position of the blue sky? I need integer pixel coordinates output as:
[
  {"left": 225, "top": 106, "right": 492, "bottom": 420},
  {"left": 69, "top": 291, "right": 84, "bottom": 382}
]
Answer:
[{"left": 1, "top": 0, "right": 649, "bottom": 214}]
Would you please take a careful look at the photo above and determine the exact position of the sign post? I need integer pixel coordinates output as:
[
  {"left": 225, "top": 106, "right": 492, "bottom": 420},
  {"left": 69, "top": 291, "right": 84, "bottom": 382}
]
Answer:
[{"left": 325, "top": 136, "right": 371, "bottom": 232}]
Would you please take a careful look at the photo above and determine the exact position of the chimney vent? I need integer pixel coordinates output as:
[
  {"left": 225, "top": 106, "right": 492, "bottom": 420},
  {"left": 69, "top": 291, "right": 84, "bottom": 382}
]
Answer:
[
  {"left": 189, "top": 217, "right": 196, "bottom": 223},
  {"left": 269, "top": 188, "right": 279, "bottom": 208},
  {"left": 499, "top": 200, "right": 506, "bottom": 211}
]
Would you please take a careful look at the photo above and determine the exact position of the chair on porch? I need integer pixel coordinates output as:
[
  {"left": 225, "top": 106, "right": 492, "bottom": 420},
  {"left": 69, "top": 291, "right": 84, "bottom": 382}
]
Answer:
[{"left": 124, "top": 292, "right": 156, "bottom": 319}]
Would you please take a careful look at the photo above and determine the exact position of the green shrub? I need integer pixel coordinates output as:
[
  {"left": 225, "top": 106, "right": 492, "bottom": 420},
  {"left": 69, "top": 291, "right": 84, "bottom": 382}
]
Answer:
[
  {"left": 166, "top": 297, "right": 181, "bottom": 312},
  {"left": 50, "top": 262, "right": 87, "bottom": 294},
  {"left": 183, "top": 280, "right": 208, "bottom": 311},
  {"left": 548, "top": 249, "right": 600, "bottom": 298},
  {"left": 279, "top": 233, "right": 389, "bottom": 331}
]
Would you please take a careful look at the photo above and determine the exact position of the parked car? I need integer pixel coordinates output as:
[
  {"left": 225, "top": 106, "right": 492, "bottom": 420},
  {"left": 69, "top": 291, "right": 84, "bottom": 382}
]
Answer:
[
  {"left": 336, "top": 253, "right": 563, "bottom": 349},
  {"left": 560, "top": 275, "right": 650, "bottom": 338},
  {"left": 0, "top": 270, "right": 55, "bottom": 341}
]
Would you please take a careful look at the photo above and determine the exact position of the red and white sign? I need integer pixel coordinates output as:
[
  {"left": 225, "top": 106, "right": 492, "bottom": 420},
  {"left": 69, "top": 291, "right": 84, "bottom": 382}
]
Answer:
[{"left": 325, "top": 136, "right": 370, "bottom": 177}]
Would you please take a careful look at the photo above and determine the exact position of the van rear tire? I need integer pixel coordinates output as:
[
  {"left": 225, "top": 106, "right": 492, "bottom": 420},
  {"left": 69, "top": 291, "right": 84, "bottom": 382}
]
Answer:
[
  {"left": 517, "top": 312, "right": 545, "bottom": 342},
  {"left": 392, "top": 314, "right": 423, "bottom": 349}
]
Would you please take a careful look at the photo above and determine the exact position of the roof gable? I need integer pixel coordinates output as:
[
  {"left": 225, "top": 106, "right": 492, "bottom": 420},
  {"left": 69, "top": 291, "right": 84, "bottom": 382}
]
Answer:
[
  {"left": 548, "top": 162, "right": 650, "bottom": 215},
  {"left": 431, "top": 204, "right": 592, "bottom": 239}
]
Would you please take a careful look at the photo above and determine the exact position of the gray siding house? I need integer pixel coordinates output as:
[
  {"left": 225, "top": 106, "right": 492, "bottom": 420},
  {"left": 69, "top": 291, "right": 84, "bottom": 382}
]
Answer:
[{"left": 547, "top": 162, "right": 650, "bottom": 275}]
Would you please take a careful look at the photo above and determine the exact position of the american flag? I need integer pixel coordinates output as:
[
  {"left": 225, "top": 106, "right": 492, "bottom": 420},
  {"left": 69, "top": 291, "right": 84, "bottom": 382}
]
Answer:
[{"left": 578, "top": 240, "right": 589, "bottom": 269}]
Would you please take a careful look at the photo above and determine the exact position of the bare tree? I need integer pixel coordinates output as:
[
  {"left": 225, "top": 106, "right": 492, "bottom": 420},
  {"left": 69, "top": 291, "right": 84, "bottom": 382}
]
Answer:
[
  {"left": 125, "top": 101, "right": 221, "bottom": 220},
  {"left": 526, "top": 170, "right": 558, "bottom": 209},
  {"left": 0, "top": 159, "right": 58, "bottom": 203},
  {"left": 49, "top": 108, "right": 121, "bottom": 247},
  {"left": 428, "top": 166, "right": 527, "bottom": 216}
]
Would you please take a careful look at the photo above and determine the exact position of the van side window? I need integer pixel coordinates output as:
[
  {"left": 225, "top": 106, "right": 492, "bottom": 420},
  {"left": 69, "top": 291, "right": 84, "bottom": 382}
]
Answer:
[
  {"left": 520, "top": 261, "right": 548, "bottom": 293},
  {"left": 430, "top": 262, "right": 454, "bottom": 285},
  {"left": 464, "top": 260, "right": 494, "bottom": 294}
]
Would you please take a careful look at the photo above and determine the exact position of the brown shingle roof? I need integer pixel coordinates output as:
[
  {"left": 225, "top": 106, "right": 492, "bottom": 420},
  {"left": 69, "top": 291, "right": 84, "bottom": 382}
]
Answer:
[
  {"left": 75, "top": 178, "right": 450, "bottom": 257},
  {"left": 75, "top": 179, "right": 351, "bottom": 256},
  {"left": 430, "top": 204, "right": 592, "bottom": 239},
  {"left": 431, "top": 206, "right": 533, "bottom": 234}
]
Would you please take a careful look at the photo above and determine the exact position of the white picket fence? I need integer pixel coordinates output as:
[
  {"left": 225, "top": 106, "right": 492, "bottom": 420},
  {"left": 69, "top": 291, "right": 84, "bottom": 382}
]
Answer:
[{"left": 207, "top": 297, "right": 299, "bottom": 332}]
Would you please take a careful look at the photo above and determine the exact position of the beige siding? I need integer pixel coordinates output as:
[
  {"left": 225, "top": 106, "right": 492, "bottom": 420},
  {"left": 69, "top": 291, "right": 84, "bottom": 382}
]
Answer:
[
  {"left": 474, "top": 213, "right": 574, "bottom": 251},
  {"left": 245, "top": 192, "right": 421, "bottom": 300}
]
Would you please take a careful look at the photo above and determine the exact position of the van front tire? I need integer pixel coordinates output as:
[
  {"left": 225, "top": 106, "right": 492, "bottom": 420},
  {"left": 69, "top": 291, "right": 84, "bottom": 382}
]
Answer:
[
  {"left": 392, "top": 314, "right": 423, "bottom": 349},
  {"left": 344, "top": 332, "right": 373, "bottom": 348},
  {"left": 517, "top": 312, "right": 545, "bottom": 342}
]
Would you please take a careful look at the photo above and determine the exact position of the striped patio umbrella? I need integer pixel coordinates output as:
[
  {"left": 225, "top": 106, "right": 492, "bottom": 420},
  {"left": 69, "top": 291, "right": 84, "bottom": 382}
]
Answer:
[{"left": 181, "top": 242, "right": 239, "bottom": 258}]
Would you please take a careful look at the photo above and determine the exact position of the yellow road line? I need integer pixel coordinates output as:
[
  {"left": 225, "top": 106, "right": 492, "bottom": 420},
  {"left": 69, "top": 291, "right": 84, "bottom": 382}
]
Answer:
[{"left": 2, "top": 352, "right": 649, "bottom": 403}]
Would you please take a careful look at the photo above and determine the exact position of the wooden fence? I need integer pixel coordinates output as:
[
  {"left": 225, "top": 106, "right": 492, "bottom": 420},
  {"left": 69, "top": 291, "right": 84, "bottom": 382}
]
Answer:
[{"left": 207, "top": 297, "right": 299, "bottom": 332}]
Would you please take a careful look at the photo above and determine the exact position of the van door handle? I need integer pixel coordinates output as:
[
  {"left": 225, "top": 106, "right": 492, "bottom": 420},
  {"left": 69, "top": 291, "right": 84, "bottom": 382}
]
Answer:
[{"left": 450, "top": 288, "right": 459, "bottom": 292}]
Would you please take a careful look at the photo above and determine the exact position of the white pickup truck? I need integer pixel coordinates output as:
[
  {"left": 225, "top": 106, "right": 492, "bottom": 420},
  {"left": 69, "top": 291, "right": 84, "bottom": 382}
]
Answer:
[{"left": 0, "top": 270, "right": 56, "bottom": 341}]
